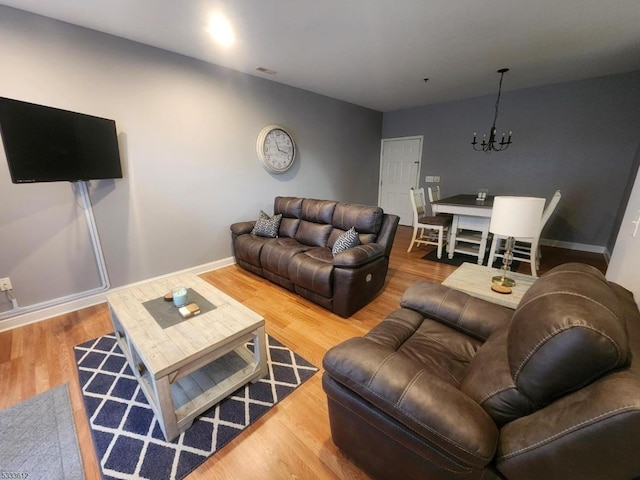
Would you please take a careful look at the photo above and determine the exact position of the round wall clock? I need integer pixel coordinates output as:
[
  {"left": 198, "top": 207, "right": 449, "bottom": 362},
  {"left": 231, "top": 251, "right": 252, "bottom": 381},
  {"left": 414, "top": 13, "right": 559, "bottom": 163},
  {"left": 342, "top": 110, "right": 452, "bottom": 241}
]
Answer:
[{"left": 256, "top": 124, "right": 296, "bottom": 174}]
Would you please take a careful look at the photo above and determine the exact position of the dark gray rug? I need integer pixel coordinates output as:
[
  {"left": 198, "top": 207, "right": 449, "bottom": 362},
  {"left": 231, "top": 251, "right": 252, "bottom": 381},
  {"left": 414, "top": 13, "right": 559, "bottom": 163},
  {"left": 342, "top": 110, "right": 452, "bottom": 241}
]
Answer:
[{"left": 0, "top": 383, "right": 84, "bottom": 479}]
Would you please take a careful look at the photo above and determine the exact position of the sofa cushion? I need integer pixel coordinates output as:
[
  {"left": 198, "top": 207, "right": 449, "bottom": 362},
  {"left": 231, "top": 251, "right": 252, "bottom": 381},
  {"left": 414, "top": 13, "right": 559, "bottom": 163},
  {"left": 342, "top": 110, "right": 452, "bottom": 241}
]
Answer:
[
  {"left": 251, "top": 210, "right": 282, "bottom": 237},
  {"left": 274, "top": 196, "right": 303, "bottom": 237},
  {"left": 288, "top": 247, "right": 334, "bottom": 298},
  {"left": 277, "top": 218, "right": 299, "bottom": 238},
  {"left": 295, "top": 220, "right": 333, "bottom": 247},
  {"left": 358, "top": 308, "right": 483, "bottom": 387},
  {"left": 274, "top": 196, "right": 303, "bottom": 218},
  {"left": 404, "top": 312, "right": 480, "bottom": 385},
  {"left": 332, "top": 202, "right": 383, "bottom": 235},
  {"left": 233, "top": 233, "right": 274, "bottom": 267},
  {"left": 300, "top": 198, "right": 338, "bottom": 224},
  {"left": 400, "top": 281, "right": 513, "bottom": 341},
  {"left": 332, "top": 227, "right": 360, "bottom": 255},
  {"left": 289, "top": 195, "right": 337, "bottom": 248},
  {"left": 260, "top": 237, "right": 311, "bottom": 278}
]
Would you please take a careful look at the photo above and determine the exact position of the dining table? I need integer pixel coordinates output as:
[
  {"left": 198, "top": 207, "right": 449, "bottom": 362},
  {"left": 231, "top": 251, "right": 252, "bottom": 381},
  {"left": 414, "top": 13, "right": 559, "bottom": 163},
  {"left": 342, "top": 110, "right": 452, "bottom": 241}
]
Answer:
[{"left": 431, "top": 194, "right": 494, "bottom": 264}]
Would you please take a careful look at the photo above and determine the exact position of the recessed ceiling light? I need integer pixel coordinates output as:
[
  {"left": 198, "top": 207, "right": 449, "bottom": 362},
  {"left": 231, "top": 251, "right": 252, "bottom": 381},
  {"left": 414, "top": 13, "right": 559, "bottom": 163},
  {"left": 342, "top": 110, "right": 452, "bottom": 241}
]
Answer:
[{"left": 207, "top": 13, "right": 235, "bottom": 47}]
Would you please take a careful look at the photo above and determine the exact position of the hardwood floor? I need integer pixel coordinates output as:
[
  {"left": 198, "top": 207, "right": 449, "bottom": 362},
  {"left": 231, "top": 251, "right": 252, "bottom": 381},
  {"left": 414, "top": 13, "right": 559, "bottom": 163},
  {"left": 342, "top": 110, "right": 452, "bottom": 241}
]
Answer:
[{"left": 0, "top": 225, "right": 607, "bottom": 479}]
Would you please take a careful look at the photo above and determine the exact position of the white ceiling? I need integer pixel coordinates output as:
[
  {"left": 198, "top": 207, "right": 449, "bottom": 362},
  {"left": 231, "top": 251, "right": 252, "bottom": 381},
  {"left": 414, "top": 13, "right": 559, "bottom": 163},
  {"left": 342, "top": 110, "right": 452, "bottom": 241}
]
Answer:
[{"left": 2, "top": 0, "right": 640, "bottom": 112}]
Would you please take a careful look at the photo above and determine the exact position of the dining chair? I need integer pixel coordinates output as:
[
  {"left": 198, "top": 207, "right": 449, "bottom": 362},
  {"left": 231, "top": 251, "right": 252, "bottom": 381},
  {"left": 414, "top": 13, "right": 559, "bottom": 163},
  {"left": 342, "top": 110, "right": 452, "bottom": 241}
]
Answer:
[
  {"left": 488, "top": 190, "right": 562, "bottom": 276},
  {"left": 407, "top": 187, "right": 452, "bottom": 258},
  {"left": 427, "top": 185, "right": 454, "bottom": 221},
  {"left": 427, "top": 186, "right": 441, "bottom": 203}
]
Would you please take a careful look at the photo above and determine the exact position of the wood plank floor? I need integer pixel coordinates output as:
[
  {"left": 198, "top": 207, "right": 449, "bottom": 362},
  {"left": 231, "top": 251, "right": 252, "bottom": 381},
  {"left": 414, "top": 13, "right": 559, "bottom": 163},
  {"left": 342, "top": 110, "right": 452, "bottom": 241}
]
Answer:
[{"left": 0, "top": 225, "right": 607, "bottom": 479}]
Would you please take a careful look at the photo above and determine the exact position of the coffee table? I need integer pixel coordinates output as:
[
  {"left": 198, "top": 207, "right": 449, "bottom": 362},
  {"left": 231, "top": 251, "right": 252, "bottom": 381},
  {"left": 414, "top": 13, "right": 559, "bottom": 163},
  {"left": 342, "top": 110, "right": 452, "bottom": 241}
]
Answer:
[
  {"left": 441, "top": 262, "right": 536, "bottom": 309},
  {"left": 106, "top": 273, "right": 267, "bottom": 441}
]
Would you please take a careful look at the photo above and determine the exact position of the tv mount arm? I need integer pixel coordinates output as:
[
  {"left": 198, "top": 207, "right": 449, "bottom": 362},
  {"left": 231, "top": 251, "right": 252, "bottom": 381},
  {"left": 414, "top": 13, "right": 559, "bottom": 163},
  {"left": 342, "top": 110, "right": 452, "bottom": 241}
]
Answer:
[{"left": 0, "top": 180, "right": 110, "bottom": 321}]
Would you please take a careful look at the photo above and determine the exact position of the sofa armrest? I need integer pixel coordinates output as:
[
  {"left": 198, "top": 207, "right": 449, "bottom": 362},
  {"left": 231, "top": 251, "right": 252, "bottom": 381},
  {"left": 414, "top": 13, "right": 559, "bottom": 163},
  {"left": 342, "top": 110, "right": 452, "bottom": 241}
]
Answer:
[
  {"left": 323, "top": 337, "right": 499, "bottom": 468},
  {"left": 333, "top": 243, "right": 384, "bottom": 268},
  {"left": 496, "top": 373, "right": 640, "bottom": 480},
  {"left": 377, "top": 213, "right": 400, "bottom": 258},
  {"left": 230, "top": 221, "right": 255, "bottom": 236},
  {"left": 400, "top": 281, "right": 513, "bottom": 341}
]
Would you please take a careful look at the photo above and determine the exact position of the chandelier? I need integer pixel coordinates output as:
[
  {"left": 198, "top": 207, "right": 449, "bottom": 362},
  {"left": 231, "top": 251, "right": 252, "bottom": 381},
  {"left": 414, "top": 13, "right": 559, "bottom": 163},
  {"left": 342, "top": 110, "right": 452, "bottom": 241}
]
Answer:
[{"left": 472, "top": 68, "right": 512, "bottom": 153}]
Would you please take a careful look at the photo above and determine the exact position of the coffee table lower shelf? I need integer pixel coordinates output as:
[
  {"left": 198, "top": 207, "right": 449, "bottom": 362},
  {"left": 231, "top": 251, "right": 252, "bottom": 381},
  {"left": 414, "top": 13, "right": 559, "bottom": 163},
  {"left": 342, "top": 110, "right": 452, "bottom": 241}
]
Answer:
[
  {"left": 171, "top": 346, "right": 260, "bottom": 429},
  {"left": 113, "top": 324, "right": 267, "bottom": 441}
]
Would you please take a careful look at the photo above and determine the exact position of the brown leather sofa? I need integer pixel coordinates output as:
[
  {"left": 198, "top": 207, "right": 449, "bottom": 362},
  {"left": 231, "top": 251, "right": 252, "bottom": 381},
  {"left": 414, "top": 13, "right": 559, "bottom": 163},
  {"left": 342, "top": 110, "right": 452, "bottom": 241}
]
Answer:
[
  {"left": 230, "top": 196, "right": 399, "bottom": 318},
  {"left": 323, "top": 263, "right": 640, "bottom": 479}
]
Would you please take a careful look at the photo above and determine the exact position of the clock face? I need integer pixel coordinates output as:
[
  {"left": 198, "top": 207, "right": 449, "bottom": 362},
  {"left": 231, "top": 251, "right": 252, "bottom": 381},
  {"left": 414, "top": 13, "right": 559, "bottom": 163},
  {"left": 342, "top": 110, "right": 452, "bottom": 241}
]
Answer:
[{"left": 256, "top": 125, "right": 296, "bottom": 173}]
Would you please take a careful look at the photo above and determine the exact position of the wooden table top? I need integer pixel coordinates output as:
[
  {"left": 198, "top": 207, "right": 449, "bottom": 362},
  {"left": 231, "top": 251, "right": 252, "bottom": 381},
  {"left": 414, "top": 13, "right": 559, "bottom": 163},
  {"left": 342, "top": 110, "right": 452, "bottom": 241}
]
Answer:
[
  {"left": 442, "top": 262, "right": 536, "bottom": 309},
  {"left": 432, "top": 194, "right": 494, "bottom": 208},
  {"left": 106, "top": 273, "right": 264, "bottom": 377}
]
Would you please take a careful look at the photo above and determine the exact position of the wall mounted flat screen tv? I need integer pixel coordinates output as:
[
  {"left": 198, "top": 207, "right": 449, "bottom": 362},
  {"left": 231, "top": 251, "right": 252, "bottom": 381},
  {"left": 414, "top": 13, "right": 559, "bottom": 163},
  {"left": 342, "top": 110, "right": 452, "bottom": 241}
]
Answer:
[{"left": 0, "top": 97, "right": 122, "bottom": 183}]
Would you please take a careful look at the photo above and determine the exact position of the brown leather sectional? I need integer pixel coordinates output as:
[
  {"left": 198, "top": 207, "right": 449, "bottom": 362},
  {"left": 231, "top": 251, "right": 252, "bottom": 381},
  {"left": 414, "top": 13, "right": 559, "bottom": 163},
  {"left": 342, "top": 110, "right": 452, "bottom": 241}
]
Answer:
[
  {"left": 323, "top": 263, "right": 640, "bottom": 479},
  {"left": 230, "top": 196, "right": 399, "bottom": 318}
]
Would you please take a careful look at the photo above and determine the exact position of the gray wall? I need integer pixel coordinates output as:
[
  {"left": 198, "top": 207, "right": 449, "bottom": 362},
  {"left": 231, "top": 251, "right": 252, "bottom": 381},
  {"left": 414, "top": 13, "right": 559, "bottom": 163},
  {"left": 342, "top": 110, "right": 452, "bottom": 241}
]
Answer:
[
  {"left": 383, "top": 70, "right": 640, "bottom": 251},
  {"left": 0, "top": 7, "right": 382, "bottom": 315}
]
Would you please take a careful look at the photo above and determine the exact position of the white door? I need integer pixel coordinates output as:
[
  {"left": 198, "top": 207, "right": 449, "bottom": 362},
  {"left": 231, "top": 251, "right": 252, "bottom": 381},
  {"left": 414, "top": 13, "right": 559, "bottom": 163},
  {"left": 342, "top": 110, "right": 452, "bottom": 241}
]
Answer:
[
  {"left": 378, "top": 136, "right": 422, "bottom": 226},
  {"left": 607, "top": 165, "right": 640, "bottom": 305}
]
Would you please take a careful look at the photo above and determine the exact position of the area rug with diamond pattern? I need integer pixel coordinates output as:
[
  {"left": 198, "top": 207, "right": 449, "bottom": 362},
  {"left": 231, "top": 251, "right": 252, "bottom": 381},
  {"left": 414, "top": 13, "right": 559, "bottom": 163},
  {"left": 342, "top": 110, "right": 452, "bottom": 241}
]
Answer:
[{"left": 74, "top": 333, "right": 317, "bottom": 480}]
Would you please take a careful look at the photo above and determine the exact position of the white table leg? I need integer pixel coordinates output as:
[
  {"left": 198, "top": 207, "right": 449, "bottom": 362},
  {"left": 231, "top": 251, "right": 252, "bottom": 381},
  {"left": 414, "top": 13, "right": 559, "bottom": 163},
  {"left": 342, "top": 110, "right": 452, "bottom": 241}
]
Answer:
[
  {"left": 448, "top": 215, "right": 460, "bottom": 259},
  {"left": 251, "top": 326, "right": 268, "bottom": 382},
  {"left": 477, "top": 220, "right": 491, "bottom": 264},
  {"left": 153, "top": 376, "right": 179, "bottom": 441}
]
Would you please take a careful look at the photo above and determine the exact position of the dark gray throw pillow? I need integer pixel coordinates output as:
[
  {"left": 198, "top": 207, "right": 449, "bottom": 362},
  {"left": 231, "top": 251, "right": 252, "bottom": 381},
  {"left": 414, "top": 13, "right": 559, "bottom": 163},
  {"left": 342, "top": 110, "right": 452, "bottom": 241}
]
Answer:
[
  {"left": 252, "top": 210, "right": 282, "bottom": 238},
  {"left": 332, "top": 226, "right": 359, "bottom": 255}
]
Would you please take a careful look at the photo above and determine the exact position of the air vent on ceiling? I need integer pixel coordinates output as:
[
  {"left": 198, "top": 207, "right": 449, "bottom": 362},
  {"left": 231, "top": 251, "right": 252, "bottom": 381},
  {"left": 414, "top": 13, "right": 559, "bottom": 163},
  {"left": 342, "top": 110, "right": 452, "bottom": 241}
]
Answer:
[{"left": 256, "top": 67, "right": 277, "bottom": 75}]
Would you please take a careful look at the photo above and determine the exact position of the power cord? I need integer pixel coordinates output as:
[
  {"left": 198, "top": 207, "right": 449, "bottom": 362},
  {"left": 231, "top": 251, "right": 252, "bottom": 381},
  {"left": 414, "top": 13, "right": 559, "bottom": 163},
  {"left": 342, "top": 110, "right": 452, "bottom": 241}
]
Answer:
[{"left": 4, "top": 288, "right": 19, "bottom": 309}]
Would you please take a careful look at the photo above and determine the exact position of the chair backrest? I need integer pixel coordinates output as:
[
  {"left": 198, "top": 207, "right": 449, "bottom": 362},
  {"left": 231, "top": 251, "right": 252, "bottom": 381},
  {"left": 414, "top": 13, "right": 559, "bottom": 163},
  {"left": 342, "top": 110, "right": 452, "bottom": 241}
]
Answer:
[
  {"left": 427, "top": 186, "right": 441, "bottom": 203},
  {"left": 461, "top": 263, "right": 630, "bottom": 426},
  {"left": 539, "top": 190, "right": 561, "bottom": 233},
  {"left": 409, "top": 187, "right": 427, "bottom": 223}
]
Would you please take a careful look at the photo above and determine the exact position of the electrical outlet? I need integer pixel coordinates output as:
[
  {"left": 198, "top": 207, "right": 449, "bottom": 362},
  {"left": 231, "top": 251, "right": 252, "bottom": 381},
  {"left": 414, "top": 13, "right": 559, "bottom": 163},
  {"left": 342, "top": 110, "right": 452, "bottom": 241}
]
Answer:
[{"left": 0, "top": 277, "right": 12, "bottom": 291}]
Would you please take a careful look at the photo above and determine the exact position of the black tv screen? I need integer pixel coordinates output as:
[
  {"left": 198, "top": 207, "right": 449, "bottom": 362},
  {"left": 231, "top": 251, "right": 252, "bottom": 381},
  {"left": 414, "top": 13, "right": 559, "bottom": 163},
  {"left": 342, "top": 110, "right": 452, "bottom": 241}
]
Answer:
[{"left": 0, "top": 97, "right": 122, "bottom": 183}]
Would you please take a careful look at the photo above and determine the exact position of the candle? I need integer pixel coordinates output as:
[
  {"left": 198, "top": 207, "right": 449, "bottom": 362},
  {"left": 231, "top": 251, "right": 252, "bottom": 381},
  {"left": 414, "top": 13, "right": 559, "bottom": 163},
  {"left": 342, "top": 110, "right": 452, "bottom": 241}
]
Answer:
[{"left": 172, "top": 286, "right": 188, "bottom": 307}]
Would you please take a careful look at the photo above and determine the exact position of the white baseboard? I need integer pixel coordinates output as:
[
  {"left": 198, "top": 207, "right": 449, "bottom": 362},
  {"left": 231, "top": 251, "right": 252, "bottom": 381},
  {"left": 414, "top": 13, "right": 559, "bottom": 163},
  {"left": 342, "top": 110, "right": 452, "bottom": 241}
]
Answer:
[
  {"left": 0, "top": 257, "right": 236, "bottom": 333},
  {"left": 539, "top": 238, "right": 609, "bottom": 256},
  {"left": 0, "top": 239, "right": 609, "bottom": 333}
]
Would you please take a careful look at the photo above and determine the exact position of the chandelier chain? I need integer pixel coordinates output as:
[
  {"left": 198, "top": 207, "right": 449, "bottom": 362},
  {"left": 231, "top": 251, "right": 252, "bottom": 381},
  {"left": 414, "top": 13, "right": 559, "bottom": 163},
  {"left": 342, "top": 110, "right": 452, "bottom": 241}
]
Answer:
[
  {"left": 471, "top": 68, "right": 512, "bottom": 153},
  {"left": 491, "top": 71, "right": 505, "bottom": 129}
]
